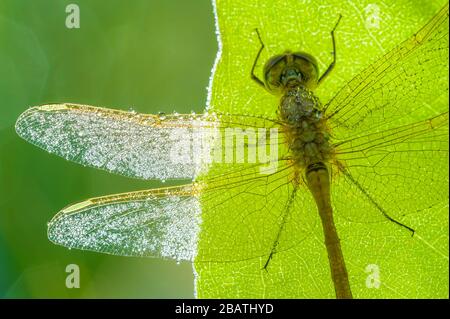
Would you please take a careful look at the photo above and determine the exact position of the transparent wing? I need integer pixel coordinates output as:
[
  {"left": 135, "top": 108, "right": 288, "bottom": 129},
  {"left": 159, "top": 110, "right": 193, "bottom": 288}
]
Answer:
[
  {"left": 47, "top": 184, "right": 201, "bottom": 261},
  {"left": 196, "top": 158, "right": 319, "bottom": 263},
  {"left": 325, "top": 3, "right": 449, "bottom": 231},
  {"left": 332, "top": 111, "right": 448, "bottom": 225},
  {"left": 47, "top": 156, "right": 321, "bottom": 263},
  {"left": 15, "top": 103, "right": 282, "bottom": 180},
  {"left": 325, "top": 3, "right": 449, "bottom": 137},
  {"left": 18, "top": 103, "right": 305, "bottom": 262}
]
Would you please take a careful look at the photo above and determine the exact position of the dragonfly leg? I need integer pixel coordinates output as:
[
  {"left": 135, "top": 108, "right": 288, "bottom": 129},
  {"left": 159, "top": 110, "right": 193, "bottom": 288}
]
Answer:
[
  {"left": 262, "top": 251, "right": 274, "bottom": 272},
  {"left": 338, "top": 162, "right": 415, "bottom": 236},
  {"left": 318, "top": 15, "right": 342, "bottom": 85},
  {"left": 262, "top": 186, "right": 298, "bottom": 271},
  {"left": 251, "top": 28, "right": 266, "bottom": 89}
]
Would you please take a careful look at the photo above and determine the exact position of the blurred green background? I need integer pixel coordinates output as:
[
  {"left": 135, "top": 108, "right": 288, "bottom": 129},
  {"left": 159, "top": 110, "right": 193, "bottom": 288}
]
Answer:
[{"left": 0, "top": 0, "right": 216, "bottom": 298}]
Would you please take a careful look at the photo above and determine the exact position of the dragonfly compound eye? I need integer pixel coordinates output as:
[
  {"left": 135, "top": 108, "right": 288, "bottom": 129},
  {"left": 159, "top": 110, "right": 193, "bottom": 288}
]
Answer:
[{"left": 263, "top": 52, "right": 319, "bottom": 93}]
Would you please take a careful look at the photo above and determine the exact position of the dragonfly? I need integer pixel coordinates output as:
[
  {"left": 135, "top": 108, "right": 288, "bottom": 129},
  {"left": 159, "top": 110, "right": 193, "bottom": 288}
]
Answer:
[{"left": 15, "top": 3, "right": 448, "bottom": 298}]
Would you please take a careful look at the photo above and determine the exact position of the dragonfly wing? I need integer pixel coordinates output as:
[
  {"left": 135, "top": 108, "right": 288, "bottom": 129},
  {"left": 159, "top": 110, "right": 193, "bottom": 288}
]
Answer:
[
  {"left": 326, "top": 3, "right": 449, "bottom": 137},
  {"left": 15, "top": 103, "right": 280, "bottom": 180},
  {"left": 19, "top": 103, "right": 295, "bottom": 262},
  {"left": 195, "top": 158, "right": 320, "bottom": 263},
  {"left": 324, "top": 5, "right": 449, "bottom": 286},
  {"left": 326, "top": 3, "right": 449, "bottom": 227},
  {"left": 332, "top": 112, "right": 449, "bottom": 225},
  {"left": 48, "top": 158, "right": 316, "bottom": 263},
  {"left": 48, "top": 184, "right": 201, "bottom": 261}
]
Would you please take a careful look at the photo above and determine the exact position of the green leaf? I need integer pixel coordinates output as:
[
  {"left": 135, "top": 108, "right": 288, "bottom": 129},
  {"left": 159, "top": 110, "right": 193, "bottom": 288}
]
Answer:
[{"left": 194, "top": 0, "right": 449, "bottom": 298}]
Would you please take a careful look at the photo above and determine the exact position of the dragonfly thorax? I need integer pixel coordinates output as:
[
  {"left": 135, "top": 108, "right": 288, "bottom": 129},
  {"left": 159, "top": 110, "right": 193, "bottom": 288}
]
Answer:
[
  {"left": 279, "top": 86, "right": 332, "bottom": 169},
  {"left": 280, "top": 86, "right": 322, "bottom": 123}
]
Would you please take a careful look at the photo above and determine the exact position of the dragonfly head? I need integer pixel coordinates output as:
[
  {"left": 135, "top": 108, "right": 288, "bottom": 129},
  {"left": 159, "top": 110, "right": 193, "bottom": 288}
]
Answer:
[{"left": 263, "top": 51, "right": 319, "bottom": 94}]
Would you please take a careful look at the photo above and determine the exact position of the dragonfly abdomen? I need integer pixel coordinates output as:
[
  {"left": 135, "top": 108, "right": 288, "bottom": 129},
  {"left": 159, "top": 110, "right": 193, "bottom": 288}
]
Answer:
[{"left": 279, "top": 87, "right": 333, "bottom": 169}]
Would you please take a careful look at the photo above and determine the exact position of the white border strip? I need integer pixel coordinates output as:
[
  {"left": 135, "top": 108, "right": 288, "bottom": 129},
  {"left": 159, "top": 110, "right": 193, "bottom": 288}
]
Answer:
[{"left": 193, "top": 0, "right": 223, "bottom": 298}]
